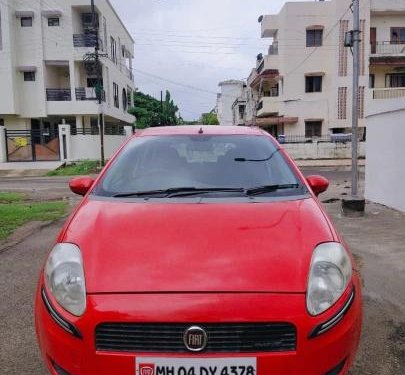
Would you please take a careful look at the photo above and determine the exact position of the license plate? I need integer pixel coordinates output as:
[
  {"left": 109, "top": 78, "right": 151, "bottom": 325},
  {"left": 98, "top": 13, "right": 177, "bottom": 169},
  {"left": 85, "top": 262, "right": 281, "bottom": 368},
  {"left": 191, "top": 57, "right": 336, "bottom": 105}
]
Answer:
[{"left": 136, "top": 357, "right": 257, "bottom": 375}]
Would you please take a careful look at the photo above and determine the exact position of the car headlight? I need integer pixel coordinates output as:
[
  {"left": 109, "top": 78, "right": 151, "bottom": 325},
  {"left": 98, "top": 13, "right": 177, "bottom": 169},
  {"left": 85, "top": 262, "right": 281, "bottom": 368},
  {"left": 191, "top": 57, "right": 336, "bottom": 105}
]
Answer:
[
  {"left": 307, "top": 242, "right": 352, "bottom": 316},
  {"left": 44, "top": 243, "right": 86, "bottom": 317}
]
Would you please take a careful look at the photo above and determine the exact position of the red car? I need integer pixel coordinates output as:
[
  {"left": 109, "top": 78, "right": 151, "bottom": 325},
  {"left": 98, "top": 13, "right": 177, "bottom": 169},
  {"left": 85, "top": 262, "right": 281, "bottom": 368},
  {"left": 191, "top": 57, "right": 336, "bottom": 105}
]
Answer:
[{"left": 35, "top": 126, "right": 362, "bottom": 375}]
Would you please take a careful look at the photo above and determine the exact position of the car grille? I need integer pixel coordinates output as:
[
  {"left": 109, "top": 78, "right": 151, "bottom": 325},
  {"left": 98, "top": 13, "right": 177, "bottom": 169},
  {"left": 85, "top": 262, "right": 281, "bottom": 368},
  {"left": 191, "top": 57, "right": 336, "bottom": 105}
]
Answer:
[{"left": 95, "top": 323, "right": 296, "bottom": 353}]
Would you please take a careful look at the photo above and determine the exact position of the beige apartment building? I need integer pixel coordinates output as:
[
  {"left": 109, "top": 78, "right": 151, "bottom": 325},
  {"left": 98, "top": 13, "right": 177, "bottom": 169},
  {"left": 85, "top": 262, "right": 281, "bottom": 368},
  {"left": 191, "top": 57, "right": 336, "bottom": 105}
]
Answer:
[
  {"left": 0, "top": 0, "right": 135, "bottom": 162},
  {"left": 241, "top": 0, "right": 405, "bottom": 139}
]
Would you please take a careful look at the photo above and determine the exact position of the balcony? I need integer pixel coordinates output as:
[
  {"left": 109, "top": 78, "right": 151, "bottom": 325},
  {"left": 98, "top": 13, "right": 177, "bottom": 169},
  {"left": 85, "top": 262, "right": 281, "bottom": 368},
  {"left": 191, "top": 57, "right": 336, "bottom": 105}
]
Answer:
[
  {"left": 371, "top": 42, "right": 405, "bottom": 55},
  {"left": 256, "top": 53, "right": 280, "bottom": 75},
  {"left": 73, "top": 33, "right": 101, "bottom": 48},
  {"left": 75, "top": 87, "right": 106, "bottom": 101},
  {"left": 46, "top": 89, "right": 71, "bottom": 101},
  {"left": 372, "top": 87, "right": 405, "bottom": 100},
  {"left": 261, "top": 14, "right": 278, "bottom": 38},
  {"left": 257, "top": 97, "right": 280, "bottom": 118},
  {"left": 370, "top": 41, "right": 405, "bottom": 66}
]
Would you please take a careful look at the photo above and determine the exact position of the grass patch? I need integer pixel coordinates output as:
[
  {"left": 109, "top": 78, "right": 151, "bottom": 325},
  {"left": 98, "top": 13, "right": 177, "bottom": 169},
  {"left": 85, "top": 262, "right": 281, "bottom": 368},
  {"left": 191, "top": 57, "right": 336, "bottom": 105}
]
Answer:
[
  {"left": 47, "top": 160, "right": 99, "bottom": 177},
  {"left": 0, "top": 200, "right": 68, "bottom": 240},
  {"left": 0, "top": 192, "right": 26, "bottom": 204}
]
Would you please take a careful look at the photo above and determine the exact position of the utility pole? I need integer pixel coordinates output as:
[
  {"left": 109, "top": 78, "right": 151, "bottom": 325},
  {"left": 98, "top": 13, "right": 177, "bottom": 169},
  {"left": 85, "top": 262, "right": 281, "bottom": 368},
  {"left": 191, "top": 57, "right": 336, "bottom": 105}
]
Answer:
[
  {"left": 342, "top": 0, "right": 365, "bottom": 216},
  {"left": 91, "top": 0, "right": 105, "bottom": 166},
  {"left": 351, "top": 0, "right": 360, "bottom": 198}
]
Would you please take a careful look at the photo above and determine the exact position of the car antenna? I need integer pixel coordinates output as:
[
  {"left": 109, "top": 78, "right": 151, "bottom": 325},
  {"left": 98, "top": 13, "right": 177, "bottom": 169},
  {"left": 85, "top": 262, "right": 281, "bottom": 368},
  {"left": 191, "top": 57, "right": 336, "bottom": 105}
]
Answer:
[{"left": 198, "top": 127, "right": 204, "bottom": 134}]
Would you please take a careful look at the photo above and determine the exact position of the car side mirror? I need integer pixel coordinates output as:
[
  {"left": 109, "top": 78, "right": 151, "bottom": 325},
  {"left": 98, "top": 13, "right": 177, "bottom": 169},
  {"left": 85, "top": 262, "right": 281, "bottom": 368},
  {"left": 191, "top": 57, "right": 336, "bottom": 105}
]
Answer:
[
  {"left": 69, "top": 177, "right": 95, "bottom": 196},
  {"left": 306, "top": 175, "right": 329, "bottom": 196}
]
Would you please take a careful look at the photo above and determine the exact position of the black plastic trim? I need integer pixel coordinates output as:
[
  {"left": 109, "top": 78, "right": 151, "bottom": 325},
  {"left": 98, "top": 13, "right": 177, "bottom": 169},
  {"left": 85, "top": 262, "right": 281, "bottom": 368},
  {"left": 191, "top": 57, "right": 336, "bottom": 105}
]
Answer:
[
  {"left": 325, "top": 358, "right": 346, "bottom": 375},
  {"left": 41, "top": 288, "right": 82, "bottom": 339},
  {"left": 309, "top": 288, "right": 355, "bottom": 339}
]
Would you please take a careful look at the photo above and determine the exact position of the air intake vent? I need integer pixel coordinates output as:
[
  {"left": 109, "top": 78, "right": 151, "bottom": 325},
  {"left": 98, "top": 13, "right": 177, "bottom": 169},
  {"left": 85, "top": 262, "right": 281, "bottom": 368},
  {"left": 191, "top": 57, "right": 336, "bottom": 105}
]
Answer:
[{"left": 95, "top": 322, "right": 297, "bottom": 353}]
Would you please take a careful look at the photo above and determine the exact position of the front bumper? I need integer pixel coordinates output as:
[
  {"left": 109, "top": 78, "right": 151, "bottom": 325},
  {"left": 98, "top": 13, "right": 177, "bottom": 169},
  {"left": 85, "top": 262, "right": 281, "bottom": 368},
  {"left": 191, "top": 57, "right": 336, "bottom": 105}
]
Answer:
[{"left": 35, "top": 274, "right": 362, "bottom": 375}]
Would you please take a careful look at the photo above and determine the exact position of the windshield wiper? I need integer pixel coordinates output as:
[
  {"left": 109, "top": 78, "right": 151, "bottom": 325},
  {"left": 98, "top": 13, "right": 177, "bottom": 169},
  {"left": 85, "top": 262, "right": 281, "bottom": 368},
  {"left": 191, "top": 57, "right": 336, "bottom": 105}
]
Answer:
[
  {"left": 112, "top": 187, "right": 244, "bottom": 198},
  {"left": 246, "top": 184, "right": 300, "bottom": 196}
]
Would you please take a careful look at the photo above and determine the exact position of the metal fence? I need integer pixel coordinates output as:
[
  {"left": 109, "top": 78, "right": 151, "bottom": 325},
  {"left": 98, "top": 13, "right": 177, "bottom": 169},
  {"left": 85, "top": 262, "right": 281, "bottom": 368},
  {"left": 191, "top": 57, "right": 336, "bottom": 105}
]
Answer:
[
  {"left": 371, "top": 41, "right": 405, "bottom": 55},
  {"left": 71, "top": 125, "right": 125, "bottom": 136},
  {"left": 46, "top": 89, "right": 71, "bottom": 101},
  {"left": 73, "top": 34, "right": 103, "bottom": 49},
  {"left": 277, "top": 134, "right": 356, "bottom": 144}
]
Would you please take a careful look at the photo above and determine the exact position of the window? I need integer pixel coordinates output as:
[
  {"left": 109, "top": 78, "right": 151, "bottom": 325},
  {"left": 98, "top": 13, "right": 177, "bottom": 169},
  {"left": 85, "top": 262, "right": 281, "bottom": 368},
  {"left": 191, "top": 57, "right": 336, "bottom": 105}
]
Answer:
[
  {"left": 87, "top": 78, "right": 103, "bottom": 88},
  {"left": 0, "top": 119, "right": 4, "bottom": 126},
  {"left": 305, "top": 121, "right": 322, "bottom": 138},
  {"left": 369, "top": 74, "right": 375, "bottom": 89},
  {"left": 110, "top": 37, "right": 117, "bottom": 64},
  {"left": 95, "top": 135, "right": 303, "bottom": 198},
  {"left": 387, "top": 73, "right": 405, "bottom": 88},
  {"left": 103, "top": 17, "right": 107, "bottom": 53},
  {"left": 48, "top": 17, "right": 60, "bottom": 27},
  {"left": 127, "top": 88, "right": 132, "bottom": 110},
  {"left": 24, "top": 72, "right": 36, "bottom": 81},
  {"left": 306, "top": 29, "right": 323, "bottom": 47},
  {"left": 113, "top": 82, "right": 119, "bottom": 108},
  {"left": 305, "top": 75, "right": 323, "bottom": 93},
  {"left": 239, "top": 105, "right": 246, "bottom": 120},
  {"left": 122, "top": 88, "right": 127, "bottom": 111},
  {"left": 21, "top": 17, "right": 33, "bottom": 27},
  {"left": 391, "top": 27, "right": 405, "bottom": 44}
]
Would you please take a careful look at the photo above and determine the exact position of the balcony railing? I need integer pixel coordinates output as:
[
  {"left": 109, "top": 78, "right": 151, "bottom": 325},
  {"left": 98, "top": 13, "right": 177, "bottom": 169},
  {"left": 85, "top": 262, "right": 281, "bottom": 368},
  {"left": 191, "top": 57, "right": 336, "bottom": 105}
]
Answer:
[
  {"left": 75, "top": 87, "right": 105, "bottom": 101},
  {"left": 73, "top": 33, "right": 102, "bottom": 49},
  {"left": 46, "top": 88, "right": 71, "bottom": 101},
  {"left": 373, "top": 87, "right": 405, "bottom": 99},
  {"left": 371, "top": 41, "right": 405, "bottom": 55},
  {"left": 277, "top": 135, "right": 355, "bottom": 144}
]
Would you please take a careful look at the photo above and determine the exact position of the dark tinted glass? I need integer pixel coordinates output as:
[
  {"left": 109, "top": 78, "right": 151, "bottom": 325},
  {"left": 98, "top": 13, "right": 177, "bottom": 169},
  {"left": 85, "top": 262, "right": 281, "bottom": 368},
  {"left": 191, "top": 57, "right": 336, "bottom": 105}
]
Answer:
[
  {"left": 48, "top": 18, "right": 60, "bottom": 26},
  {"left": 21, "top": 17, "right": 33, "bottom": 27},
  {"left": 95, "top": 135, "right": 302, "bottom": 198}
]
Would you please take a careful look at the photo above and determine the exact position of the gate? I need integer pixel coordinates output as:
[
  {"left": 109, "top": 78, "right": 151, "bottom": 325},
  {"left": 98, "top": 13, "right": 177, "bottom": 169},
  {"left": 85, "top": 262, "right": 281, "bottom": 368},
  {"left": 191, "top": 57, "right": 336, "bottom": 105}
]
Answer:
[{"left": 5, "top": 129, "right": 60, "bottom": 162}]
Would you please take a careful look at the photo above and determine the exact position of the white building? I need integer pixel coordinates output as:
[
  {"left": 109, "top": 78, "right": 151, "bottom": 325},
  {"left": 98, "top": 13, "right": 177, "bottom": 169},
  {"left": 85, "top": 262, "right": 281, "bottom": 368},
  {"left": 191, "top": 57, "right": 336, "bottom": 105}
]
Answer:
[
  {"left": 365, "top": 0, "right": 405, "bottom": 212},
  {"left": 245, "top": 0, "right": 374, "bottom": 138},
  {"left": 0, "top": 0, "right": 135, "bottom": 162},
  {"left": 217, "top": 80, "right": 246, "bottom": 126}
]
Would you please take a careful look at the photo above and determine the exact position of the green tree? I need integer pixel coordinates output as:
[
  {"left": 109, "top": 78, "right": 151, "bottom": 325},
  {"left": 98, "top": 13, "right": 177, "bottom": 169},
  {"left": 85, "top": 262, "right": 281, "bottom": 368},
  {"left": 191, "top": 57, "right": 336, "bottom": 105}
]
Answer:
[
  {"left": 200, "top": 112, "right": 219, "bottom": 125},
  {"left": 128, "top": 90, "right": 180, "bottom": 129}
]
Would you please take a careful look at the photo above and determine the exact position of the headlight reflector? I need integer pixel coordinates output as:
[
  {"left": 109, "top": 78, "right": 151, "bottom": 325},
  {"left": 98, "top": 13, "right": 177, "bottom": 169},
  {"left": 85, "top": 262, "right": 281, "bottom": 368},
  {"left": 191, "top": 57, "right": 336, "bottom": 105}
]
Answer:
[
  {"left": 44, "top": 243, "right": 86, "bottom": 317},
  {"left": 307, "top": 243, "right": 352, "bottom": 316}
]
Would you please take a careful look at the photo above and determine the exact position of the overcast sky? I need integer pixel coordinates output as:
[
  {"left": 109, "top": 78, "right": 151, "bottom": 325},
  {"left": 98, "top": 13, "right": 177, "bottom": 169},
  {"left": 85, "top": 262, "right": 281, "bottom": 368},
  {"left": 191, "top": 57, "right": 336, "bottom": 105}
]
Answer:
[{"left": 109, "top": 0, "right": 299, "bottom": 120}]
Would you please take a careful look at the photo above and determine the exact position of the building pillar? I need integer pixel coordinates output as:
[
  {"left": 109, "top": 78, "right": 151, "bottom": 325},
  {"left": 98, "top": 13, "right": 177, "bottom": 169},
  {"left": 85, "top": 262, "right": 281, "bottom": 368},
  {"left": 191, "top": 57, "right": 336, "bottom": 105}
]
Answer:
[
  {"left": 69, "top": 60, "right": 76, "bottom": 101},
  {"left": 59, "top": 123, "right": 71, "bottom": 162},
  {"left": 0, "top": 126, "right": 7, "bottom": 162}
]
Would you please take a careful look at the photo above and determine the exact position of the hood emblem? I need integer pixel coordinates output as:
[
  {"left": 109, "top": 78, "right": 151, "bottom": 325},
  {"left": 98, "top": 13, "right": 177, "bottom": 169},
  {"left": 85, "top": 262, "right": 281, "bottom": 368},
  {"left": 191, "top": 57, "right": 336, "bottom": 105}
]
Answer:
[{"left": 183, "top": 326, "right": 208, "bottom": 352}]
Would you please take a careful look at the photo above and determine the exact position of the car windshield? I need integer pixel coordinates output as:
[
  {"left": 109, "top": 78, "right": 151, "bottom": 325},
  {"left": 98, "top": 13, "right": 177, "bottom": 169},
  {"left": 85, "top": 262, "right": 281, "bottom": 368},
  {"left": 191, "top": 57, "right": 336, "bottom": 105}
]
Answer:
[{"left": 94, "top": 134, "right": 305, "bottom": 198}]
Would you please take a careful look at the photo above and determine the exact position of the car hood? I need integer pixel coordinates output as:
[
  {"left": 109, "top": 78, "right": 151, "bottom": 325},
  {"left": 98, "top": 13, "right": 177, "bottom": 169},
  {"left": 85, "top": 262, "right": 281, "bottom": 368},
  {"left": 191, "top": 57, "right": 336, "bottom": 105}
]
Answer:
[{"left": 63, "top": 197, "right": 333, "bottom": 294}]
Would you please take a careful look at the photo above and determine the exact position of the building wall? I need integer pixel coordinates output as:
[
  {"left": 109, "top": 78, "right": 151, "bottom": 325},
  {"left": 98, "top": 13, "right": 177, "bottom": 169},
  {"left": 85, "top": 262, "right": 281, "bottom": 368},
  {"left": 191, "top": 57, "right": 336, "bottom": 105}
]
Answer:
[
  {"left": 217, "top": 81, "right": 245, "bottom": 126},
  {"left": 366, "top": 103, "right": 405, "bottom": 212},
  {"left": 255, "top": 0, "right": 370, "bottom": 135},
  {"left": 0, "top": 0, "right": 135, "bottom": 131}
]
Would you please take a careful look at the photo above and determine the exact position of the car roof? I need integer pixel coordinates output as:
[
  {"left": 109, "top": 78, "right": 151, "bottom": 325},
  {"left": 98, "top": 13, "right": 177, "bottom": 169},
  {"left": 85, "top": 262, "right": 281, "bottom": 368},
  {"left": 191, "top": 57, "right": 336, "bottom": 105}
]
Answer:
[{"left": 136, "top": 125, "right": 269, "bottom": 137}]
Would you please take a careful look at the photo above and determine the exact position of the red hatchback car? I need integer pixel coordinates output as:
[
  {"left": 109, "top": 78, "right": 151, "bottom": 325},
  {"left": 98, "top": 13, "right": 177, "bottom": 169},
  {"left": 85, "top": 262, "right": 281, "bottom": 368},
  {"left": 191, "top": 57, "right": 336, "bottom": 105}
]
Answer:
[{"left": 35, "top": 126, "right": 362, "bottom": 375}]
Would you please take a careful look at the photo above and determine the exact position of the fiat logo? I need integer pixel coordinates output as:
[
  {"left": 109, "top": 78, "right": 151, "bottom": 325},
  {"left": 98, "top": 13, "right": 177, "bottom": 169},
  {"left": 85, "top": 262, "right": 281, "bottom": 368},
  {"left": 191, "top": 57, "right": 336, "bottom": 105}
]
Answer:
[{"left": 183, "top": 326, "right": 208, "bottom": 352}]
